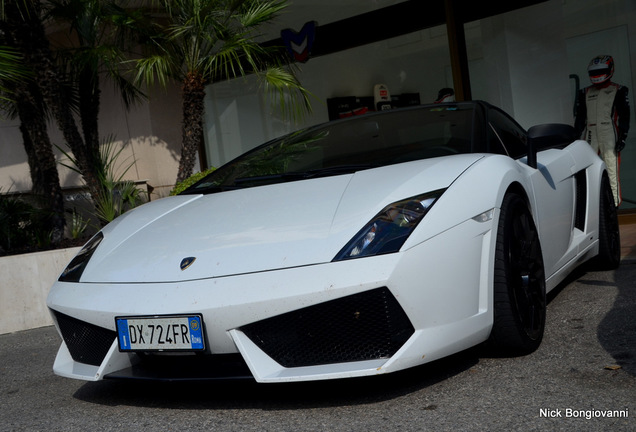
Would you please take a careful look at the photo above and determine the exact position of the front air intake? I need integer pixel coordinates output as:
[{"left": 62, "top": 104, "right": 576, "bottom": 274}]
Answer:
[
  {"left": 241, "top": 287, "right": 414, "bottom": 368},
  {"left": 52, "top": 310, "right": 117, "bottom": 366}
]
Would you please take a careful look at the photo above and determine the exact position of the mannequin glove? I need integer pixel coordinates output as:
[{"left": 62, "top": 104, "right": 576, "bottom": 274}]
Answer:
[{"left": 616, "top": 139, "right": 626, "bottom": 152}]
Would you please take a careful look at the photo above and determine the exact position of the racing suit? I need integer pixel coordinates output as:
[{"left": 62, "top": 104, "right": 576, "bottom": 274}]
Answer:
[{"left": 574, "top": 82, "right": 630, "bottom": 206}]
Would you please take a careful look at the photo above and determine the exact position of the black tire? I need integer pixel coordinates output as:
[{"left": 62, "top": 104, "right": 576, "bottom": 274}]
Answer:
[
  {"left": 489, "top": 193, "right": 546, "bottom": 354},
  {"left": 594, "top": 173, "right": 621, "bottom": 270}
]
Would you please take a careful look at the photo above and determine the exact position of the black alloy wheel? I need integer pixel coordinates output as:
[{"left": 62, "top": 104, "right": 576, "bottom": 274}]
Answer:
[{"left": 489, "top": 193, "right": 546, "bottom": 354}]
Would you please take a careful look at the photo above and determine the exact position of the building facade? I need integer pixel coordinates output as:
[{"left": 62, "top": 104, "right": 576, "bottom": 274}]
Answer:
[{"left": 1, "top": 0, "right": 635, "bottom": 209}]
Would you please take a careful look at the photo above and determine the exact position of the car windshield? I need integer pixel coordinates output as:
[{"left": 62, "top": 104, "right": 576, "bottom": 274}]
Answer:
[{"left": 185, "top": 104, "right": 476, "bottom": 194}]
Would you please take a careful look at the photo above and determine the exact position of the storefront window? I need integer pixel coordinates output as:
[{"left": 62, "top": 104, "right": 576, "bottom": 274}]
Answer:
[
  {"left": 465, "top": 2, "right": 634, "bottom": 209},
  {"left": 204, "top": 1, "right": 634, "bottom": 210},
  {"left": 203, "top": 25, "right": 452, "bottom": 169}
]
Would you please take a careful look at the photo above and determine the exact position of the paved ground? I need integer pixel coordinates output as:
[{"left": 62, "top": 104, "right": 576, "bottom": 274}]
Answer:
[
  {"left": 1, "top": 258, "right": 634, "bottom": 431},
  {"left": 620, "top": 220, "right": 636, "bottom": 260}
]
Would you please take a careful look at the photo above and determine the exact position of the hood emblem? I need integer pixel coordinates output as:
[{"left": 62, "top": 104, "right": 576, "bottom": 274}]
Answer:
[{"left": 180, "top": 257, "right": 196, "bottom": 271}]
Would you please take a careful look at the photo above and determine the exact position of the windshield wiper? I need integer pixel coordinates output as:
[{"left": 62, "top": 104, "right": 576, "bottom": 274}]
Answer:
[
  {"left": 233, "top": 172, "right": 307, "bottom": 185},
  {"left": 180, "top": 184, "right": 243, "bottom": 195},
  {"left": 301, "top": 164, "right": 375, "bottom": 178},
  {"left": 184, "top": 164, "right": 376, "bottom": 192},
  {"left": 233, "top": 164, "right": 374, "bottom": 186}
]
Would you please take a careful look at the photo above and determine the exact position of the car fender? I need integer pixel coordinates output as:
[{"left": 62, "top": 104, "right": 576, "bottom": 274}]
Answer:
[{"left": 402, "top": 154, "right": 533, "bottom": 251}]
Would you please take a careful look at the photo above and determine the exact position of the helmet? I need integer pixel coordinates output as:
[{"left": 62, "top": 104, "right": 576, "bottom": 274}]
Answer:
[
  {"left": 587, "top": 55, "right": 614, "bottom": 85},
  {"left": 434, "top": 88, "right": 455, "bottom": 103}
]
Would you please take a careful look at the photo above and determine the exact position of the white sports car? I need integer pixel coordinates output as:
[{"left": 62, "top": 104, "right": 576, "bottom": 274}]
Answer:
[{"left": 47, "top": 101, "right": 620, "bottom": 383}]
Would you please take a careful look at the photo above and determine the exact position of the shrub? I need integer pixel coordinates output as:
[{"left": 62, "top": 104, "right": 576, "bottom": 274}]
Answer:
[
  {"left": 0, "top": 193, "right": 50, "bottom": 255},
  {"left": 170, "top": 167, "right": 216, "bottom": 196},
  {"left": 58, "top": 136, "right": 146, "bottom": 227}
]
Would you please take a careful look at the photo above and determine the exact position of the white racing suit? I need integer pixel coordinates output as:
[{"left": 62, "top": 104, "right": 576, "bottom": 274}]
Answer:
[{"left": 575, "top": 82, "right": 630, "bottom": 206}]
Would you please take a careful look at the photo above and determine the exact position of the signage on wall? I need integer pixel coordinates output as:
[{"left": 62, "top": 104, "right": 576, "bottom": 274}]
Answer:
[{"left": 281, "top": 21, "right": 317, "bottom": 63}]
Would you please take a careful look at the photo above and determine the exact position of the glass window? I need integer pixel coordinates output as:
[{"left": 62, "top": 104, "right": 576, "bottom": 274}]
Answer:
[
  {"left": 186, "top": 104, "right": 477, "bottom": 194},
  {"left": 488, "top": 108, "right": 528, "bottom": 158}
]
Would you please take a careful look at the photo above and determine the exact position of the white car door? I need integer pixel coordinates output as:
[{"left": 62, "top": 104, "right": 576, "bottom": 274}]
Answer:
[
  {"left": 528, "top": 149, "right": 577, "bottom": 277},
  {"left": 488, "top": 109, "right": 577, "bottom": 278}
]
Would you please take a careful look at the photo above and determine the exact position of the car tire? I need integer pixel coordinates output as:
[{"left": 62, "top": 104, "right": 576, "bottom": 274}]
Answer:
[
  {"left": 594, "top": 173, "right": 621, "bottom": 270},
  {"left": 489, "top": 193, "right": 546, "bottom": 354}
]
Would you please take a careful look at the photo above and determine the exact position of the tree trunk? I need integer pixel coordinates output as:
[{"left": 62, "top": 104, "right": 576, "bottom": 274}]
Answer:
[
  {"left": 15, "top": 82, "right": 66, "bottom": 245},
  {"left": 4, "top": 0, "right": 103, "bottom": 203},
  {"left": 176, "top": 72, "right": 206, "bottom": 185},
  {"left": 78, "top": 66, "right": 102, "bottom": 161},
  {"left": 1, "top": 3, "right": 66, "bottom": 245}
]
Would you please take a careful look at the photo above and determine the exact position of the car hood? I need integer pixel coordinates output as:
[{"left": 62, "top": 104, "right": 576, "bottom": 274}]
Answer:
[{"left": 79, "top": 155, "right": 483, "bottom": 283}]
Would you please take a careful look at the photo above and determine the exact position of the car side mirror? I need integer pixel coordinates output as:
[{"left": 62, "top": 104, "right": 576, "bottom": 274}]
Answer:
[{"left": 527, "top": 124, "right": 577, "bottom": 169}]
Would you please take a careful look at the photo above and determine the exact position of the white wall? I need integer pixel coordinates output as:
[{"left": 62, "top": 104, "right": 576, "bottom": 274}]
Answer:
[
  {"left": 0, "top": 82, "right": 183, "bottom": 198},
  {"left": 0, "top": 247, "right": 80, "bottom": 334},
  {"left": 469, "top": 1, "right": 573, "bottom": 128}
]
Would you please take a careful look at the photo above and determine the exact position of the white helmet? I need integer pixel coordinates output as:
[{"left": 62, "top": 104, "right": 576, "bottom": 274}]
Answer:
[{"left": 588, "top": 55, "right": 614, "bottom": 85}]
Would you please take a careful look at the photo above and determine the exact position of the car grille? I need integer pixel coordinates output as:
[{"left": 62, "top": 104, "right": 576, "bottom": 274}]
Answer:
[
  {"left": 52, "top": 310, "right": 117, "bottom": 367},
  {"left": 240, "top": 287, "right": 414, "bottom": 368}
]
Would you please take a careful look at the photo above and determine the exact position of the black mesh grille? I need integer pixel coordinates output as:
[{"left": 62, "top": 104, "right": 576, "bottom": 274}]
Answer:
[
  {"left": 52, "top": 310, "right": 117, "bottom": 367},
  {"left": 574, "top": 170, "right": 587, "bottom": 231},
  {"left": 241, "top": 287, "right": 414, "bottom": 368}
]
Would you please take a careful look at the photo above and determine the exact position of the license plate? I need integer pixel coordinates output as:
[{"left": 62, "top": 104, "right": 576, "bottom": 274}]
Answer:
[{"left": 116, "top": 315, "right": 205, "bottom": 351}]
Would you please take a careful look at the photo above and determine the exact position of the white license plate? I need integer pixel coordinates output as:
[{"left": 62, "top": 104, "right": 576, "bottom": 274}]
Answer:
[{"left": 116, "top": 315, "right": 205, "bottom": 351}]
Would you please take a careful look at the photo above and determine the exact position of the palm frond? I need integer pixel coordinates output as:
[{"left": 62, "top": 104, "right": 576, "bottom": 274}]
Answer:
[
  {"left": 238, "top": 0, "right": 287, "bottom": 28},
  {"left": 0, "top": 46, "right": 30, "bottom": 101},
  {"left": 259, "top": 66, "right": 313, "bottom": 123},
  {"left": 134, "top": 54, "right": 175, "bottom": 87}
]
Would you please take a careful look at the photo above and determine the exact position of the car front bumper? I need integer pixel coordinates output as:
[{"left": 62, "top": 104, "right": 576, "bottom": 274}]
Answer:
[{"left": 47, "top": 215, "right": 496, "bottom": 383}]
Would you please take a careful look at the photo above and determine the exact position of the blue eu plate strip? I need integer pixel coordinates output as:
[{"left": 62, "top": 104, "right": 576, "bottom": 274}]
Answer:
[
  {"left": 188, "top": 316, "right": 204, "bottom": 349},
  {"left": 117, "top": 319, "right": 131, "bottom": 350}
]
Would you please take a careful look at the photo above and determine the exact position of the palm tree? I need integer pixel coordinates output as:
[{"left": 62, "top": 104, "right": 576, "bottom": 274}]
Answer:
[
  {"left": 0, "top": 4, "right": 66, "bottom": 244},
  {"left": 3, "top": 0, "right": 150, "bottom": 211},
  {"left": 135, "top": 0, "right": 312, "bottom": 184},
  {"left": 2, "top": 0, "right": 105, "bottom": 204},
  {"left": 1, "top": 0, "right": 150, "bottom": 239},
  {"left": 46, "top": 0, "right": 147, "bottom": 167}
]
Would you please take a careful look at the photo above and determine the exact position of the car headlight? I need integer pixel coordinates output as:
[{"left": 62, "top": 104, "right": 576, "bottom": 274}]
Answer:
[
  {"left": 333, "top": 189, "right": 445, "bottom": 261},
  {"left": 58, "top": 232, "right": 104, "bottom": 282}
]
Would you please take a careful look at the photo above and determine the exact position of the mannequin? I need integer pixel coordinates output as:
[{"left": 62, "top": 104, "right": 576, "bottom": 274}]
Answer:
[{"left": 574, "top": 55, "right": 630, "bottom": 206}]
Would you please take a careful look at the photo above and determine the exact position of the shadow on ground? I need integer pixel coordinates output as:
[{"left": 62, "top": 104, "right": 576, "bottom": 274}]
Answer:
[{"left": 72, "top": 346, "right": 481, "bottom": 410}]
